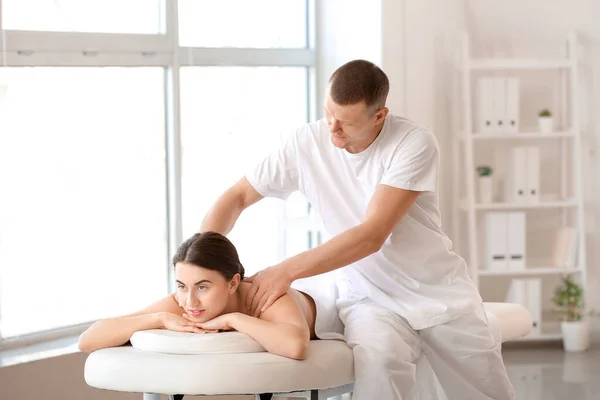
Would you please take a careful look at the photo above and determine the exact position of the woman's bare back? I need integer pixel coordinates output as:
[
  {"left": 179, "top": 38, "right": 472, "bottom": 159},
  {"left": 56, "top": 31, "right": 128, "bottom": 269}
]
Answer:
[
  {"left": 236, "top": 282, "right": 317, "bottom": 339},
  {"left": 287, "top": 288, "right": 318, "bottom": 339}
]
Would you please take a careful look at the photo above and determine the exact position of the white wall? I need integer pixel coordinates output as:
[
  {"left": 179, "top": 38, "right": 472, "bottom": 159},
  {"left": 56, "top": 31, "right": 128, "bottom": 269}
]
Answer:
[
  {"left": 316, "top": 0, "right": 383, "bottom": 111},
  {"left": 316, "top": 0, "right": 465, "bottom": 226},
  {"left": 402, "top": 0, "right": 466, "bottom": 225},
  {"left": 315, "top": 0, "right": 413, "bottom": 117}
]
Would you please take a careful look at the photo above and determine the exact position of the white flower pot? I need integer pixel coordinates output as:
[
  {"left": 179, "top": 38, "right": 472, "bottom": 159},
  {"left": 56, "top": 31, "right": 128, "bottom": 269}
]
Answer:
[
  {"left": 539, "top": 116, "right": 553, "bottom": 133},
  {"left": 561, "top": 320, "right": 590, "bottom": 352},
  {"left": 478, "top": 176, "right": 493, "bottom": 203}
]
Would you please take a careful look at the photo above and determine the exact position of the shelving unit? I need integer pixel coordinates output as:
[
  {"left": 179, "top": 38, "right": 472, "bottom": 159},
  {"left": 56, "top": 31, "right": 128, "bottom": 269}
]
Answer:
[
  {"left": 458, "top": 199, "right": 577, "bottom": 211},
  {"left": 451, "top": 32, "right": 588, "bottom": 342},
  {"left": 478, "top": 268, "right": 583, "bottom": 277},
  {"left": 462, "top": 130, "right": 575, "bottom": 140}
]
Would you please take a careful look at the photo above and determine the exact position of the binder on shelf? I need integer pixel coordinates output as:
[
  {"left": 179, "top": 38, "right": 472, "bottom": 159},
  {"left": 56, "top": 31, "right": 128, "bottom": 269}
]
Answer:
[
  {"left": 507, "top": 212, "right": 526, "bottom": 270},
  {"left": 506, "top": 278, "right": 541, "bottom": 336},
  {"left": 484, "top": 212, "right": 508, "bottom": 271},
  {"left": 476, "top": 77, "right": 494, "bottom": 134},
  {"left": 505, "top": 146, "right": 528, "bottom": 203},
  {"left": 505, "top": 77, "right": 520, "bottom": 133},
  {"left": 527, "top": 279, "right": 542, "bottom": 336},
  {"left": 483, "top": 211, "right": 526, "bottom": 271},
  {"left": 492, "top": 77, "right": 507, "bottom": 132},
  {"left": 506, "top": 278, "right": 527, "bottom": 304},
  {"left": 525, "top": 146, "right": 540, "bottom": 203}
]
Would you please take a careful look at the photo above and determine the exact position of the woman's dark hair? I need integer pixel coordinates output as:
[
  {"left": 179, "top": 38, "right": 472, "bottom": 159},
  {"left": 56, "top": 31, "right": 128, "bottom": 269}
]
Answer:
[{"left": 172, "top": 232, "right": 245, "bottom": 281}]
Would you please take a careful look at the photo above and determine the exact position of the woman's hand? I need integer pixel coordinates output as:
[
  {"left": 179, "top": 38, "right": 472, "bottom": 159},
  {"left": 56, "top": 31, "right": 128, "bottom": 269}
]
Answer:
[
  {"left": 159, "top": 312, "right": 216, "bottom": 334},
  {"left": 184, "top": 313, "right": 239, "bottom": 332}
]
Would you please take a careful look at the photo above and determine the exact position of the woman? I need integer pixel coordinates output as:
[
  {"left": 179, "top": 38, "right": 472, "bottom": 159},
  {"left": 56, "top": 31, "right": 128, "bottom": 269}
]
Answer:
[{"left": 78, "top": 231, "right": 317, "bottom": 360}]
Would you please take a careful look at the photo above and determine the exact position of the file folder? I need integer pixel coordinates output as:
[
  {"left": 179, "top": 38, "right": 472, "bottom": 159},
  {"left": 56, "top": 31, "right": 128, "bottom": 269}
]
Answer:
[
  {"left": 492, "top": 77, "right": 507, "bottom": 133},
  {"left": 484, "top": 212, "right": 508, "bottom": 271},
  {"left": 507, "top": 212, "right": 526, "bottom": 270},
  {"left": 505, "top": 77, "right": 520, "bottom": 133},
  {"left": 526, "top": 146, "right": 540, "bottom": 203},
  {"left": 476, "top": 77, "right": 494, "bottom": 134},
  {"left": 505, "top": 146, "right": 527, "bottom": 203}
]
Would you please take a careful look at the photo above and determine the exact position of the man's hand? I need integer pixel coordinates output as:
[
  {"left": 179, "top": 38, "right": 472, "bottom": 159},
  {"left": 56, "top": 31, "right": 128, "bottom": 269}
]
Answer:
[{"left": 245, "top": 265, "right": 293, "bottom": 317}]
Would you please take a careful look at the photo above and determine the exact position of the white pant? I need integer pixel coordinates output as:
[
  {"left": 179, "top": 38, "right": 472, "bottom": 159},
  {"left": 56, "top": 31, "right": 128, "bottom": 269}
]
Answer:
[{"left": 338, "top": 298, "right": 516, "bottom": 400}]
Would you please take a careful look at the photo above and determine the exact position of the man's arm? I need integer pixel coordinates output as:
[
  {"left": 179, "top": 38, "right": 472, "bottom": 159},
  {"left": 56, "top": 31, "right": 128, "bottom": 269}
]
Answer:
[
  {"left": 201, "top": 177, "right": 264, "bottom": 235},
  {"left": 285, "top": 185, "right": 420, "bottom": 280},
  {"left": 246, "top": 184, "right": 421, "bottom": 314}
]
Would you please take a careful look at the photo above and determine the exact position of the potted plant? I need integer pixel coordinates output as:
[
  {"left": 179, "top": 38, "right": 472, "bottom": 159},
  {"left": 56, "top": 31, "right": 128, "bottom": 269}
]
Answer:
[
  {"left": 551, "top": 274, "right": 597, "bottom": 352},
  {"left": 476, "top": 165, "right": 493, "bottom": 203},
  {"left": 538, "top": 108, "right": 553, "bottom": 133}
]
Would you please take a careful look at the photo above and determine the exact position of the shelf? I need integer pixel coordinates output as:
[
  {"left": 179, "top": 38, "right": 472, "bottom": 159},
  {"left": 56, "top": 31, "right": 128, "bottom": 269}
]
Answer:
[
  {"left": 514, "top": 332, "right": 563, "bottom": 342},
  {"left": 455, "top": 35, "right": 587, "bottom": 329},
  {"left": 478, "top": 267, "right": 582, "bottom": 277},
  {"left": 469, "top": 58, "right": 572, "bottom": 70},
  {"left": 460, "top": 199, "right": 577, "bottom": 211},
  {"left": 463, "top": 131, "right": 575, "bottom": 140}
]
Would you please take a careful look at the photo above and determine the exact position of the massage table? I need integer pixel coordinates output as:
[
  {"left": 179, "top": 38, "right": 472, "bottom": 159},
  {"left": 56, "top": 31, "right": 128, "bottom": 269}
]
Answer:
[{"left": 84, "top": 302, "right": 532, "bottom": 399}]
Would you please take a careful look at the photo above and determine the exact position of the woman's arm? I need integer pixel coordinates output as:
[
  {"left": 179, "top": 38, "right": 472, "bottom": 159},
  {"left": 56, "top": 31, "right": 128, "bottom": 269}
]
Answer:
[
  {"left": 78, "top": 294, "right": 203, "bottom": 353},
  {"left": 227, "top": 294, "right": 311, "bottom": 360}
]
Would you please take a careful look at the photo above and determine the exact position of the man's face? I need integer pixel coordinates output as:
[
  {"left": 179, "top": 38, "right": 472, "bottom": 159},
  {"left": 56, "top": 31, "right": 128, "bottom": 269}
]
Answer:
[{"left": 323, "top": 90, "right": 386, "bottom": 153}]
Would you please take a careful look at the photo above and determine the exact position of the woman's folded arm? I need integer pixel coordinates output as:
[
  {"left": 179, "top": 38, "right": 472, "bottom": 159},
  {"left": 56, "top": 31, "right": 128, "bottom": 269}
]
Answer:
[
  {"left": 77, "top": 313, "right": 163, "bottom": 353},
  {"left": 78, "top": 294, "right": 192, "bottom": 353},
  {"left": 229, "top": 294, "right": 311, "bottom": 360}
]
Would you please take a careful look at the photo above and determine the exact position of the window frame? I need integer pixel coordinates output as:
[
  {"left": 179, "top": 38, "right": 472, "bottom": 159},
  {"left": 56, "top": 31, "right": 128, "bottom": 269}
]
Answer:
[{"left": 0, "top": 0, "right": 317, "bottom": 350}]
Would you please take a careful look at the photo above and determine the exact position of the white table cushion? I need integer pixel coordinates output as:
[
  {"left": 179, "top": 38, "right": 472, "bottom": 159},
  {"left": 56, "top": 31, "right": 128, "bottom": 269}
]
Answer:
[
  {"left": 483, "top": 302, "right": 533, "bottom": 342},
  {"left": 85, "top": 339, "right": 354, "bottom": 395},
  {"left": 84, "top": 302, "right": 531, "bottom": 396},
  {"left": 130, "top": 330, "right": 267, "bottom": 355}
]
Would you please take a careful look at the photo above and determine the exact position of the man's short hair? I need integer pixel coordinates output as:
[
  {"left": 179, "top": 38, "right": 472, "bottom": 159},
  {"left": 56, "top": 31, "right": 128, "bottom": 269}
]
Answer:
[{"left": 328, "top": 59, "right": 389, "bottom": 111}]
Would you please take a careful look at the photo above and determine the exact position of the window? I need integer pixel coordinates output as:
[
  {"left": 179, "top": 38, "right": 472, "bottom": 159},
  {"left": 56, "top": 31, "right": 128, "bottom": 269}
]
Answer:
[
  {"left": 283, "top": 194, "right": 326, "bottom": 259},
  {"left": 2, "top": 0, "right": 164, "bottom": 34},
  {"left": 0, "top": 0, "right": 314, "bottom": 345},
  {"left": 0, "top": 68, "right": 167, "bottom": 338},
  {"left": 180, "top": 66, "right": 308, "bottom": 274},
  {"left": 178, "top": 0, "right": 307, "bottom": 48}
]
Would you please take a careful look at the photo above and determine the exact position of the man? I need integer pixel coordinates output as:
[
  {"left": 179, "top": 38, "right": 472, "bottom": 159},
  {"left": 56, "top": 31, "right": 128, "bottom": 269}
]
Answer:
[{"left": 200, "top": 59, "right": 515, "bottom": 399}]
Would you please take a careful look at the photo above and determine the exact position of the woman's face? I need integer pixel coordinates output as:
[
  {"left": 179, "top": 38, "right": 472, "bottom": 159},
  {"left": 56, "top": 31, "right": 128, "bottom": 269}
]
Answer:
[{"left": 174, "top": 262, "right": 239, "bottom": 323}]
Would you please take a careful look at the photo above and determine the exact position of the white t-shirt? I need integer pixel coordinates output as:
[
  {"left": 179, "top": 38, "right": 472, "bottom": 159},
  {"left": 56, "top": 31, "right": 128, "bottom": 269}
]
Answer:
[{"left": 246, "top": 113, "right": 482, "bottom": 330}]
